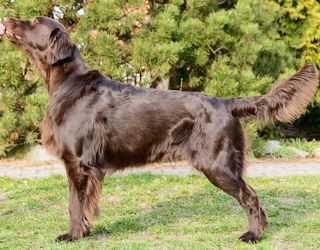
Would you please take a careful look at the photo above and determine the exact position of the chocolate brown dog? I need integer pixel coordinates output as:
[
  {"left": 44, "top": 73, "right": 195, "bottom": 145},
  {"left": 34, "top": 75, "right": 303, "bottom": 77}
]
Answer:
[{"left": 1, "top": 16, "right": 318, "bottom": 242}]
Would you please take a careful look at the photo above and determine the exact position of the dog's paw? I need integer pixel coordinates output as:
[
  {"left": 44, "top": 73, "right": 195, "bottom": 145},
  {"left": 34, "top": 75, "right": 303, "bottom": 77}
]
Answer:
[
  {"left": 239, "top": 231, "right": 260, "bottom": 243},
  {"left": 55, "top": 233, "right": 75, "bottom": 242},
  {"left": 55, "top": 230, "right": 91, "bottom": 242},
  {"left": 83, "top": 230, "right": 92, "bottom": 237}
]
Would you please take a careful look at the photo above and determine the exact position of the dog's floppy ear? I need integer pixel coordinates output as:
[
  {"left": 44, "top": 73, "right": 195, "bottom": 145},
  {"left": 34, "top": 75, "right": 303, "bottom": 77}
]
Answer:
[{"left": 46, "top": 27, "right": 73, "bottom": 65}]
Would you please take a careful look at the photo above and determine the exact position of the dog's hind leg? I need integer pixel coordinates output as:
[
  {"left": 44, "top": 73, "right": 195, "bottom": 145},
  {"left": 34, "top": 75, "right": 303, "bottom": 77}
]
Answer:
[
  {"left": 56, "top": 158, "right": 105, "bottom": 241},
  {"left": 189, "top": 117, "right": 267, "bottom": 242},
  {"left": 200, "top": 167, "right": 266, "bottom": 243}
]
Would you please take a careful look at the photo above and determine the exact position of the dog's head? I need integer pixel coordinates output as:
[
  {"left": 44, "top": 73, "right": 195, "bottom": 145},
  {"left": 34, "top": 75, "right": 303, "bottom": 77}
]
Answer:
[{"left": 1, "top": 16, "right": 73, "bottom": 66}]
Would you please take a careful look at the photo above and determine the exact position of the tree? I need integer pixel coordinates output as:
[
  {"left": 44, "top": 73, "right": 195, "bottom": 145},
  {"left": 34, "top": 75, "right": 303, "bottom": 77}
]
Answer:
[
  {"left": 275, "top": 0, "right": 320, "bottom": 67},
  {"left": 274, "top": 0, "right": 320, "bottom": 137}
]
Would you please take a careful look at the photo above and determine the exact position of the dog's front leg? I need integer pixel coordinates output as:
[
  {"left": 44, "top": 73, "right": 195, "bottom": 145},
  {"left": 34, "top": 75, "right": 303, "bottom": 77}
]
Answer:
[{"left": 56, "top": 162, "right": 105, "bottom": 241}]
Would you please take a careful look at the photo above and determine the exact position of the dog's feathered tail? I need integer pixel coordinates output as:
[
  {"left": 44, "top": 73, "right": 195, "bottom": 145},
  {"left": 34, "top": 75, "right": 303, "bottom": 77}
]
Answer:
[{"left": 224, "top": 62, "right": 319, "bottom": 126}]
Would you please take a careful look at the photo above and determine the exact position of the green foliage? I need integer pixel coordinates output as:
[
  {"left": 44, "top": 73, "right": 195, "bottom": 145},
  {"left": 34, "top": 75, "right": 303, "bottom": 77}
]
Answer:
[
  {"left": 271, "top": 146, "right": 295, "bottom": 159},
  {"left": 275, "top": 0, "right": 320, "bottom": 67},
  {"left": 282, "top": 138, "right": 320, "bottom": 153},
  {"left": 129, "top": 0, "right": 294, "bottom": 92},
  {"left": 273, "top": 0, "right": 320, "bottom": 135},
  {"left": 205, "top": 0, "right": 294, "bottom": 97},
  {"left": 0, "top": 38, "right": 47, "bottom": 156},
  {"left": 72, "top": 0, "right": 146, "bottom": 80}
]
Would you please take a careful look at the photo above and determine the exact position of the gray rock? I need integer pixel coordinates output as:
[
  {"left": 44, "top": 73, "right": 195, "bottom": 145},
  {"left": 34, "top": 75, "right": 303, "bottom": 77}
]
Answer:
[
  {"left": 263, "top": 140, "right": 281, "bottom": 155},
  {"left": 26, "top": 144, "right": 57, "bottom": 162},
  {"left": 311, "top": 147, "right": 320, "bottom": 158},
  {"left": 287, "top": 147, "right": 309, "bottom": 158}
]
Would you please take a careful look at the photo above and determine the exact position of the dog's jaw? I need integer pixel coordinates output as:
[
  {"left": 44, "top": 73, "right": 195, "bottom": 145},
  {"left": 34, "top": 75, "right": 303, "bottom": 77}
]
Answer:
[{"left": 1, "top": 18, "right": 23, "bottom": 44}]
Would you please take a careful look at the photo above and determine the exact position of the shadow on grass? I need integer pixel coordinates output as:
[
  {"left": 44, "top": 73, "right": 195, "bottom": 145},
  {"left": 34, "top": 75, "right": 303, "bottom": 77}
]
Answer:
[
  {"left": 92, "top": 184, "right": 319, "bottom": 240},
  {"left": 94, "top": 190, "right": 237, "bottom": 234}
]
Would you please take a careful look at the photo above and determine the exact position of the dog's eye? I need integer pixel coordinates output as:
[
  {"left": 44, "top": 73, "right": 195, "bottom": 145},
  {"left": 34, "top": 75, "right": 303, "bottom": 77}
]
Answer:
[{"left": 31, "top": 18, "right": 39, "bottom": 25}]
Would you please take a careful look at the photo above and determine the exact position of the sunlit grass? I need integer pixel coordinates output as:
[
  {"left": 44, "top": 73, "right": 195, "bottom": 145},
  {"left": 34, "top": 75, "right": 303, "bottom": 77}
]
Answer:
[{"left": 0, "top": 174, "right": 319, "bottom": 249}]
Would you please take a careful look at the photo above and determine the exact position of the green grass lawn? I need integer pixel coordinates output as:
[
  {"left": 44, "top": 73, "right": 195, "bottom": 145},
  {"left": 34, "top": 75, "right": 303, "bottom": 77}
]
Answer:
[{"left": 0, "top": 174, "right": 319, "bottom": 250}]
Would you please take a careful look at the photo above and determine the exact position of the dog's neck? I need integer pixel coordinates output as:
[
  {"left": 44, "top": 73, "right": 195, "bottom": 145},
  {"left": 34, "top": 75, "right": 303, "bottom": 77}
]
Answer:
[{"left": 46, "top": 46, "right": 89, "bottom": 95}]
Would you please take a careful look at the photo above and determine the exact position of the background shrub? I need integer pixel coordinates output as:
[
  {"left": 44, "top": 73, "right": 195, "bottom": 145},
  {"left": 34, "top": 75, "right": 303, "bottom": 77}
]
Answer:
[{"left": 0, "top": 0, "right": 319, "bottom": 157}]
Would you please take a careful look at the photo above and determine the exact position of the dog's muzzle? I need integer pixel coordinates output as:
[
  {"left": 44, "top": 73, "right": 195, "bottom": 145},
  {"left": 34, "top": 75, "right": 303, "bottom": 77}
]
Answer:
[{"left": 0, "top": 18, "right": 22, "bottom": 42}]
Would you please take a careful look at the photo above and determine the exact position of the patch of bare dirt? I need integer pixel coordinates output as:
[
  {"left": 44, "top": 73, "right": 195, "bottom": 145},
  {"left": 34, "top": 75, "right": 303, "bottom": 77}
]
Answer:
[
  {"left": 0, "top": 158, "right": 319, "bottom": 170},
  {"left": 0, "top": 159, "right": 60, "bottom": 168},
  {"left": 277, "top": 195, "right": 300, "bottom": 204}
]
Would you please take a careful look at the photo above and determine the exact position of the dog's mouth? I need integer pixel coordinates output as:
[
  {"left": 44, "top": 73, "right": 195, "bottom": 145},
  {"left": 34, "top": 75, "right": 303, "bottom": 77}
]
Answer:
[
  {"left": 6, "top": 30, "right": 22, "bottom": 43},
  {"left": 0, "top": 18, "right": 22, "bottom": 43}
]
